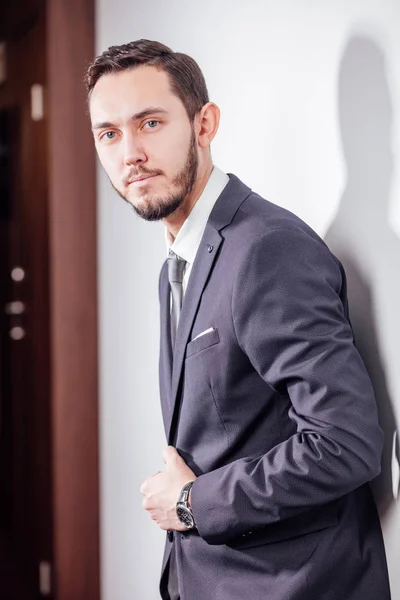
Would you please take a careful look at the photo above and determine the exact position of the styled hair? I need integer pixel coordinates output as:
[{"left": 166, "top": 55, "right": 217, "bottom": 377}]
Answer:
[{"left": 85, "top": 39, "right": 209, "bottom": 120}]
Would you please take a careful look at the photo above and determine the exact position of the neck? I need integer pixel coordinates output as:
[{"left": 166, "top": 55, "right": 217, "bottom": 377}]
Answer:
[{"left": 164, "top": 161, "right": 214, "bottom": 240}]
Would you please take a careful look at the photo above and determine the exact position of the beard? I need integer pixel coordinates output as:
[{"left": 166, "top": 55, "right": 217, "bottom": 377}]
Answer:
[{"left": 110, "top": 128, "right": 198, "bottom": 222}]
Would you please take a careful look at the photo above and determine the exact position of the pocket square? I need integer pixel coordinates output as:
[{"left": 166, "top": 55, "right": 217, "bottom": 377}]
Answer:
[{"left": 192, "top": 327, "right": 215, "bottom": 341}]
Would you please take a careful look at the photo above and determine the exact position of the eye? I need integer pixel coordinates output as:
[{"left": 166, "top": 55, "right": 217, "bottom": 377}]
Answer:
[
  {"left": 144, "top": 120, "right": 160, "bottom": 129},
  {"left": 99, "top": 131, "right": 117, "bottom": 142}
]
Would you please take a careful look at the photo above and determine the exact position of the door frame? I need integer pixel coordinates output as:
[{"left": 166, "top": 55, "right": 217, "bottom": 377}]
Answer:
[{"left": 47, "top": 0, "right": 99, "bottom": 598}]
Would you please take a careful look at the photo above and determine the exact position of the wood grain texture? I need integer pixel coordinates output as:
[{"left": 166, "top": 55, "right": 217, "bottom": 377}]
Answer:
[{"left": 46, "top": 0, "right": 100, "bottom": 597}]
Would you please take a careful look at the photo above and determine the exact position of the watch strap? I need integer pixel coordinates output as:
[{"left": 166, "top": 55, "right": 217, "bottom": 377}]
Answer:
[
  {"left": 176, "top": 481, "right": 195, "bottom": 529},
  {"left": 178, "top": 481, "right": 194, "bottom": 505}
]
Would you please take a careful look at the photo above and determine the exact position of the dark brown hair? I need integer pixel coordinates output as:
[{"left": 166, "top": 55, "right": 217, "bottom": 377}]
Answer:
[{"left": 85, "top": 39, "right": 209, "bottom": 120}]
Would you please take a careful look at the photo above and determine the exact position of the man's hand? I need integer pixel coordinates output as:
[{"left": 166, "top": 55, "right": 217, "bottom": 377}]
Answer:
[{"left": 140, "top": 446, "right": 196, "bottom": 531}]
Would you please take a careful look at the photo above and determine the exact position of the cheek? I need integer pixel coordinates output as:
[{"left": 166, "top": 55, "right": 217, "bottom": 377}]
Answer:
[
  {"left": 157, "top": 133, "right": 190, "bottom": 175},
  {"left": 164, "top": 140, "right": 188, "bottom": 177}
]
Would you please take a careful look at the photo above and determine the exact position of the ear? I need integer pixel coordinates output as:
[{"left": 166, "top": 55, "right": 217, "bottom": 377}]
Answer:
[{"left": 196, "top": 102, "right": 220, "bottom": 149}]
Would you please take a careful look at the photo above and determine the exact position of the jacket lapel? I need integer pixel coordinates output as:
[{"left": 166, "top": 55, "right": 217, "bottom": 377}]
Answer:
[
  {"left": 159, "top": 260, "right": 173, "bottom": 436},
  {"left": 168, "top": 226, "right": 222, "bottom": 442},
  {"left": 167, "top": 174, "right": 253, "bottom": 443}
]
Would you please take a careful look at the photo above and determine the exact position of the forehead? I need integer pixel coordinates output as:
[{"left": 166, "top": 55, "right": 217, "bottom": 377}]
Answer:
[{"left": 89, "top": 65, "right": 184, "bottom": 123}]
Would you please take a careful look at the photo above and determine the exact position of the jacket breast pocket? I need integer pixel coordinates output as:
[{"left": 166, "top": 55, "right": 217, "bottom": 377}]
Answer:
[{"left": 186, "top": 328, "right": 220, "bottom": 358}]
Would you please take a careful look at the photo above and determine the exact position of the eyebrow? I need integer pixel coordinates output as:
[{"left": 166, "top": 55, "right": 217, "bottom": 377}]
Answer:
[{"left": 91, "top": 107, "right": 168, "bottom": 131}]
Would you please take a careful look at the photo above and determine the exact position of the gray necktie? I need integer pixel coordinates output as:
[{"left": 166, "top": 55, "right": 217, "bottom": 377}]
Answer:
[{"left": 167, "top": 250, "right": 186, "bottom": 348}]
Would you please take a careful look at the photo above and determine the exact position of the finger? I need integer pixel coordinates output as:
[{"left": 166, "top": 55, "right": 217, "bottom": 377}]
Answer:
[
  {"left": 140, "top": 470, "right": 162, "bottom": 494},
  {"left": 142, "top": 496, "right": 151, "bottom": 510},
  {"left": 162, "top": 446, "right": 178, "bottom": 464}
]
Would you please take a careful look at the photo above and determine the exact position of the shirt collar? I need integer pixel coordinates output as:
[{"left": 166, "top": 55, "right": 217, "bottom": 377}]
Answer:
[{"left": 165, "top": 166, "right": 229, "bottom": 264}]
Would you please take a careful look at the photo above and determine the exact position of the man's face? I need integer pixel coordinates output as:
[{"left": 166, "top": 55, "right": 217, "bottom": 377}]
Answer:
[{"left": 90, "top": 66, "right": 198, "bottom": 220}]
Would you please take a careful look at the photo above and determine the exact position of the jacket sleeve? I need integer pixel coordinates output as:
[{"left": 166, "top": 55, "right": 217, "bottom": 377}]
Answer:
[{"left": 190, "top": 228, "right": 383, "bottom": 545}]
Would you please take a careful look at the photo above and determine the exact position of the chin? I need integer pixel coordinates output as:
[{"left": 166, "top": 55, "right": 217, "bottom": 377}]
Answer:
[{"left": 131, "top": 193, "right": 152, "bottom": 209}]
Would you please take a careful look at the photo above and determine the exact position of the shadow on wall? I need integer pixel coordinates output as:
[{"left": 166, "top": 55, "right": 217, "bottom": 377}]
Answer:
[{"left": 325, "top": 35, "right": 399, "bottom": 519}]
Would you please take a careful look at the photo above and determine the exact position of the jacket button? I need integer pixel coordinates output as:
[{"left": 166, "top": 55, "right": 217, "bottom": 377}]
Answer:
[{"left": 167, "top": 530, "right": 173, "bottom": 542}]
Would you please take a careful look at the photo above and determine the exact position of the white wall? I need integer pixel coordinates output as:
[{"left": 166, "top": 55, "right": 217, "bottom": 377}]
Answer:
[{"left": 96, "top": 2, "right": 400, "bottom": 598}]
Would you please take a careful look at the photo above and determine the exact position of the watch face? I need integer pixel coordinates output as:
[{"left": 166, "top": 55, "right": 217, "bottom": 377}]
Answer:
[{"left": 176, "top": 505, "right": 194, "bottom": 529}]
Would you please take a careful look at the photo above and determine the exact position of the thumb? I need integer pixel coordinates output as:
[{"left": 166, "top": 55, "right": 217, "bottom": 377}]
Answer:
[{"left": 162, "top": 446, "right": 179, "bottom": 466}]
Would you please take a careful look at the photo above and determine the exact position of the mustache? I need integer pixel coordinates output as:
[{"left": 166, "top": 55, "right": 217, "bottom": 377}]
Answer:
[{"left": 122, "top": 167, "right": 164, "bottom": 186}]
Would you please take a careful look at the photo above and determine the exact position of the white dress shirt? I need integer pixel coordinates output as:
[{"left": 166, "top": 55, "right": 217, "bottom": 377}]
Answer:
[{"left": 165, "top": 166, "right": 229, "bottom": 296}]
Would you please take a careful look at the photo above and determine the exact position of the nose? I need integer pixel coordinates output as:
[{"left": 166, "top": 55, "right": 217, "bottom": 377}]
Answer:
[{"left": 123, "top": 132, "right": 147, "bottom": 166}]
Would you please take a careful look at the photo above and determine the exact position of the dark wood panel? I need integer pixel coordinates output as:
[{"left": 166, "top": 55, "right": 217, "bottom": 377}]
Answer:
[
  {"left": 0, "top": 4, "right": 53, "bottom": 596},
  {"left": 0, "top": 0, "right": 44, "bottom": 41},
  {"left": 46, "top": 0, "right": 100, "bottom": 598}
]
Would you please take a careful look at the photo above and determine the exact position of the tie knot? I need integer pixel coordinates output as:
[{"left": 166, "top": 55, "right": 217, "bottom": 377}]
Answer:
[{"left": 168, "top": 251, "right": 186, "bottom": 284}]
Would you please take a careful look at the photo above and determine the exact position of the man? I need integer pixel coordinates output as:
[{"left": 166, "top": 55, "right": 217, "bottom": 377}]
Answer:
[{"left": 87, "top": 39, "right": 391, "bottom": 599}]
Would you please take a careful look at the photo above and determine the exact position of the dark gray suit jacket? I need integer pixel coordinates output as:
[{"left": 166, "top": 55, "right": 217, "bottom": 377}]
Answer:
[{"left": 158, "top": 174, "right": 391, "bottom": 600}]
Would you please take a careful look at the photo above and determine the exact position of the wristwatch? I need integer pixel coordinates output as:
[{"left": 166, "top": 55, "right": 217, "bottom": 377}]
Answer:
[{"left": 176, "top": 481, "right": 195, "bottom": 529}]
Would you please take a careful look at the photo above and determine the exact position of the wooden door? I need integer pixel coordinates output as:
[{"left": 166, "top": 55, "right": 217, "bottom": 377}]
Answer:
[
  {"left": 0, "top": 0, "right": 99, "bottom": 597},
  {"left": 0, "top": 1, "right": 53, "bottom": 598}
]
